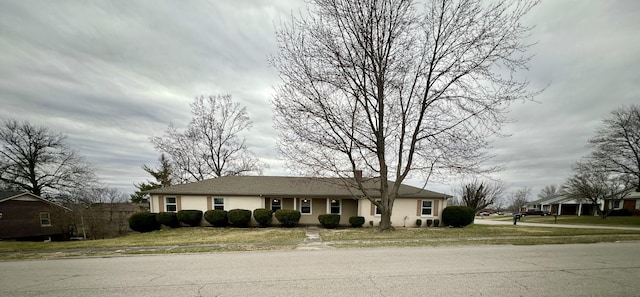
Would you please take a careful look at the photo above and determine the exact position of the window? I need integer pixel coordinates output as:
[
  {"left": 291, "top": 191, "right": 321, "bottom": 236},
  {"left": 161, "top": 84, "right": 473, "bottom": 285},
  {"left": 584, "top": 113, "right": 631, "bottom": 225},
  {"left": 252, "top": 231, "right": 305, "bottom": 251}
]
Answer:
[
  {"left": 330, "top": 199, "right": 341, "bottom": 214},
  {"left": 421, "top": 200, "right": 433, "bottom": 216},
  {"left": 301, "top": 199, "right": 312, "bottom": 214},
  {"left": 609, "top": 200, "right": 622, "bottom": 210},
  {"left": 213, "top": 198, "right": 224, "bottom": 210},
  {"left": 636, "top": 199, "right": 640, "bottom": 210},
  {"left": 40, "top": 212, "right": 51, "bottom": 226},
  {"left": 271, "top": 199, "right": 282, "bottom": 212},
  {"left": 165, "top": 197, "right": 177, "bottom": 212},
  {"left": 374, "top": 200, "right": 381, "bottom": 216}
]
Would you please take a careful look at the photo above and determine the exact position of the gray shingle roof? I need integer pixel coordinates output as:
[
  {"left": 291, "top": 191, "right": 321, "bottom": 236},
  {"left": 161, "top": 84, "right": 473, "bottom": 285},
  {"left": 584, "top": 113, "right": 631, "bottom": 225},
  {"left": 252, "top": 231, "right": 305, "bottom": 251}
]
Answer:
[
  {"left": 147, "top": 176, "right": 450, "bottom": 199},
  {"left": 0, "top": 190, "right": 26, "bottom": 201}
]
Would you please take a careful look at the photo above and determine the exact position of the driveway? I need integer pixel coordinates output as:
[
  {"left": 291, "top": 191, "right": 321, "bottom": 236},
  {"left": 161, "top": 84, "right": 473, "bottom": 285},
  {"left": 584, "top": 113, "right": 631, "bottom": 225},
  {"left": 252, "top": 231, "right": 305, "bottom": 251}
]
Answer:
[{"left": 1, "top": 242, "right": 639, "bottom": 296}]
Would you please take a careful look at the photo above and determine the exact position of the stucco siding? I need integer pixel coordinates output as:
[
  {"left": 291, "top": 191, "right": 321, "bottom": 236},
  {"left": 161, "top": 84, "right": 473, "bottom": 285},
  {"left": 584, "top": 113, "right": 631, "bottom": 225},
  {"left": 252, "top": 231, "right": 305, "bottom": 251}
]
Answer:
[
  {"left": 358, "top": 198, "right": 445, "bottom": 227},
  {"left": 180, "top": 196, "right": 208, "bottom": 211}
]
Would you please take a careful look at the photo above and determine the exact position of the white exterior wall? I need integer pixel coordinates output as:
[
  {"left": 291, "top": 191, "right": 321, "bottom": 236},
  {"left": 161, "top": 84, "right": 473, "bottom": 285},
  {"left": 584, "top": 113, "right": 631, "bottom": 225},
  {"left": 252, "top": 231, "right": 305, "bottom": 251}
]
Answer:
[
  {"left": 180, "top": 196, "right": 208, "bottom": 211},
  {"left": 225, "top": 196, "right": 264, "bottom": 211},
  {"left": 358, "top": 198, "right": 446, "bottom": 227}
]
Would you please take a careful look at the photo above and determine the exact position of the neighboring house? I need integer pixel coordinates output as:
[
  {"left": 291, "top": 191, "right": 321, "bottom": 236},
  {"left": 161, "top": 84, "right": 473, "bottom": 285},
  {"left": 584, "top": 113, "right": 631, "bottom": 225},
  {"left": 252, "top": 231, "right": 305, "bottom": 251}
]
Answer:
[
  {"left": 525, "top": 191, "right": 640, "bottom": 216},
  {"left": 147, "top": 176, "right": 451, "bottom": 227},
  {"left": 523, "top": 194, "right": 596, "bottom": 216},
  {"left": 0, "top": 191, "right": 72, "bottom": 240}
]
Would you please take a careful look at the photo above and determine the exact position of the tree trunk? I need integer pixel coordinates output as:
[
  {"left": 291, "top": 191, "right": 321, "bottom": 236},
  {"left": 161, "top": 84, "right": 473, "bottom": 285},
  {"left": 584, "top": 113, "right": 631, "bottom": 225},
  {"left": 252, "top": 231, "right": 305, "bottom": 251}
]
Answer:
[{"left": 378, "top": 208, "right": 393, "bottom": 231}]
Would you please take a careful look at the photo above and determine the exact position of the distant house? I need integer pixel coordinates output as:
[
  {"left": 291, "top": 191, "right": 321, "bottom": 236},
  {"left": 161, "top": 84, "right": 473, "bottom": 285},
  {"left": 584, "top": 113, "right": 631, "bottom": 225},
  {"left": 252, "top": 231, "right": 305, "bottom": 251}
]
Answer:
[
  {"left": 525, "top": 191, "right": 640, "bottom": 216},
  {"left": 147, "top": 176, "right": 451, "bottom": 227},
  {"left": 0, "top": 191, "right": 72, "bottom": 240}
]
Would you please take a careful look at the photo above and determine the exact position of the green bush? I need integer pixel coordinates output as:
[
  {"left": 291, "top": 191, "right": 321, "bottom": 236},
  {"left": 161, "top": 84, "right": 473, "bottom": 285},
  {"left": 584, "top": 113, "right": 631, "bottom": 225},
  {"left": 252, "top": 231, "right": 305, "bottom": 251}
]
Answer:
[
  {"left": 177, "top": 210, "right": 203, "bottom": 227},
  {"left": 441, "top": 206, "right": 475, "bottom": 227},
  {"left": 156, "top": 212, "right": 180, "bottom": 228},
  {"left": 349, "top": 216, "right": 365, "bottom": 228},
  {"left": 253, "top": 208, "right": 273, "bottom": 227},
  {"left": 608, "top": 209, "right": 632, "bottom": 216},
  {"left": 129, "top": 212, "right": 161, "bottom": 233},
  {"left": 426, "top": 219, "right": 433, "bottom": 227},
  {"left": 228, "top": 209, "right": 252, "bottom": 228},
  {"left": 204, "top": 209, "right": 228, "bottom": 227},
  {"left": 274, "top": 209, "right": 301, "bottom": 227},
  {"left": 434, "top": 219, "right": 440, "bottom": 227},
  {"left": 415, "top": 219, "right": 422, "bottom": 227},
  {"left": 318, "top": 214, "right": 341, "bottom": 229}
]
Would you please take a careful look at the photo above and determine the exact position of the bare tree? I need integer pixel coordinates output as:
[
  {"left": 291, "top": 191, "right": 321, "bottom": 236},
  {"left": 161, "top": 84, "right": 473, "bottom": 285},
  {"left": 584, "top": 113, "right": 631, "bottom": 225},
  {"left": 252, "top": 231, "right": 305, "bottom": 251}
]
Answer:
[
  {"left": 588, "top": 104, "right": 640, "bottom": 191},
  {"left": 563, "top": 163, "right": 634, "bottom": 218},
  {"left": 537, "top": 184, "right": 562, "bottom": 199},
  {"left": 508, "top": 187, "right": 530, "bottom": 213},
  {"left": 151, "top": 95, "right": 266, "bottom": 183},
  {"left": 456, "top": 179, "right": 505, "bottom": 212},
  {"left": 271, "top": 0, "right": 538, "bottom": 230},
  {"left": 0, "top": 119, "right": 95, "bottom": 197}
]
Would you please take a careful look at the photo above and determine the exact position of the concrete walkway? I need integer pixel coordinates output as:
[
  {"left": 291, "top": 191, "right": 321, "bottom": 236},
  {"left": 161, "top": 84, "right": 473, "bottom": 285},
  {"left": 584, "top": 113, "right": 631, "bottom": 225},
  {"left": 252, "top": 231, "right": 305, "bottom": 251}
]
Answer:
[
  {"left": 474, "top": 218, "right": 640, "bottom": 231},
  {"left": 295, "top": 226, "right": 333, "bottom": 250}
]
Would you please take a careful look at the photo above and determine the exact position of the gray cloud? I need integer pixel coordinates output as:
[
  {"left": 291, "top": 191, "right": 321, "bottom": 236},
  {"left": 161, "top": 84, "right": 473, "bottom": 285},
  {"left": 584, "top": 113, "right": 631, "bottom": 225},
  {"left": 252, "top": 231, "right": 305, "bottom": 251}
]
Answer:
[{"left": 1, "top": 1, "right": 638, "bottom": 201}]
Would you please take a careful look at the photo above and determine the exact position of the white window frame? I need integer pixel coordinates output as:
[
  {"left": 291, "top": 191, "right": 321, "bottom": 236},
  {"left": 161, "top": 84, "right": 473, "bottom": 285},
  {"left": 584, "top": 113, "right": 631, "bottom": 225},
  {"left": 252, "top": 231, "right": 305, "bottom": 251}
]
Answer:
[
  {"left": 421, "top": 200, "right": 434, "bottom": 217},
  {"left": 374, "top": 200, "right": 381, "bottom": 217},
  {"left": 271, "top": 199, "right": 282, "bottom": 212},
  {"left": 609, "top": 200, "right": 623, "bottom": 210},
  {"left": 635, "top": 199, "right": 640, "bottom": 210},
  {"left": 301, "top": 199, "right": 312, "bottom": 215},
  {"left": 329, "top": 199, "right": 341, "bottom": 214},
  {"left": 165, "top": 196, "right": 177, "bottom": 212},
  {"left": 213, "top": 197, "right": 225, "bottom": 210},
  {"left": 40, "top": 212, "right": 51, "bottom": 227}
]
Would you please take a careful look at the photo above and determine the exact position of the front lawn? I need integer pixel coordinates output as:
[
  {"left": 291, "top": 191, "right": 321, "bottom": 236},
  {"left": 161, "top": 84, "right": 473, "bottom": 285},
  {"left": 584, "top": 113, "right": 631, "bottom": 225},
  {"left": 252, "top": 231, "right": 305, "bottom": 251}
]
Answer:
[
  {"left": 0, "top": 227, "right": 306, "bottom": 253},
  {"left": 319, "top": 224, "right": 640, "bottom": 241},
  {"left": 516, "top": 215, "right": 640, "bottom": 226}
]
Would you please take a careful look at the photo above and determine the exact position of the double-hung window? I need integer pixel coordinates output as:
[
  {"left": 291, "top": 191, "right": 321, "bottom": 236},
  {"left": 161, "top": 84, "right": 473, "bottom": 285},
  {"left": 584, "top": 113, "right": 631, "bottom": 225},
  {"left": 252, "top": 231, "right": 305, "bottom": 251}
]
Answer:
[
  {"left": 40, "top": 212, "right": 51, "bottom": 227},
  {"left": 271, "top": 199, "right": 282, "bottom": 212},
  {"left": 301, "top": 199, "right": 312, "bottom": 214},
  {"left": 165, "top": 197, "right": 177, "bottom": 212},
  {"left": 374, "top": 200, "right": 381, "bottom": 216},
  {"left": 213, "top": 198, "right": 224, "bottom": 210},
  {"left": 421, "top": 200, "right": 433, "bottom": 216},
  {"left": 330, "top": 199, "right": 341, "bottom": 214}
]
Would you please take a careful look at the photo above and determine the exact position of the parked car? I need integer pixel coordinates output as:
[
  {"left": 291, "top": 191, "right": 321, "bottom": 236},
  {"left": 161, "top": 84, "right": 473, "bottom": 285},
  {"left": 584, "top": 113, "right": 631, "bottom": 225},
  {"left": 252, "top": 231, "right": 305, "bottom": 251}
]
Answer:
[{"left": 477, "top": 211, "right": 491, "bottom": 216}]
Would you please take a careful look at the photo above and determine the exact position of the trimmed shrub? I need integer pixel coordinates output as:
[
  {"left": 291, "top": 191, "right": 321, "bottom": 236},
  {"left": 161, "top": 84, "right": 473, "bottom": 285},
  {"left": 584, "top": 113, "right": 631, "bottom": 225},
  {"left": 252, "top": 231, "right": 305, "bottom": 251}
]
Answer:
[
  {"left": 415, "top": 219, "right": 422, "bottom": 227},
  {"left": 349, "top": 216, "right": 365, "bottom": 228},
  {"left": 177, "top": 210, "right": 203, "bottom": 227},
  {"left": 318, "top": 214, "right": 341, "bottom": 229},
  {"left": 253, "top": 208, "right": 273, "bottom": 227},
  {"left": 441, "top": 206, "right": 475, "bottom": 227},
  {"left": 608, "top": 209, "right": 632, "bottom": 216},
  {"left": 204, "top": 209, "right": 228, "bottom": 227},
  {"left": 426, "top": 219, "right": 433, "bottom": 227},
  {"left": 156, "top": 212, "right": 180, "bottom": 228},
  {"left": 129, "top": 212, "right": 161, "bottom": 233},
  {"left": 275, "top": 209, "right": 301, "bottom": 227},
  {"left": 433, "top": 219, "right": 440, "bottom": 227},
  {"left": 228, "top": 209, "right": 252, "bottom": 228}
]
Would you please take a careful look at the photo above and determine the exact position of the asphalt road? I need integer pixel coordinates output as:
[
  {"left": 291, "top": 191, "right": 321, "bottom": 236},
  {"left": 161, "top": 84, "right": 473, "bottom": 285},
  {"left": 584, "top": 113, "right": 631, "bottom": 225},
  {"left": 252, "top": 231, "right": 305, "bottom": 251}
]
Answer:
[{"left": 1, "top": 242, "right": 639, "bottom": 297}]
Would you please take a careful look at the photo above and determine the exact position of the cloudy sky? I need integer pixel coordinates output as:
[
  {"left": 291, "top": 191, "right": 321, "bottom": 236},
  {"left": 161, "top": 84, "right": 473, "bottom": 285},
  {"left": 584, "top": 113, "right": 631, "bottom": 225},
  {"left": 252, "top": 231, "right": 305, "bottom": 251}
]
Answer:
[{"left": 1, "top": 1, "right": 638, "bottom": 201}]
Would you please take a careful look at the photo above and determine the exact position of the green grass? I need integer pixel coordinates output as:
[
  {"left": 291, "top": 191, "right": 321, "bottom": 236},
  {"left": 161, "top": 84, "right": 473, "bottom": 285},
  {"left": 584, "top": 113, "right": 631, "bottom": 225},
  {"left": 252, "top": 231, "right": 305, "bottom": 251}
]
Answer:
[
  {"left": 514, "top": 215, "right": 640, "bottom": 226},
  {"left": 0, "top": 227, "right": 306, "bottom": 253},
  {"left": 319, "top": 224, "right": 640, "bottom": 241}
]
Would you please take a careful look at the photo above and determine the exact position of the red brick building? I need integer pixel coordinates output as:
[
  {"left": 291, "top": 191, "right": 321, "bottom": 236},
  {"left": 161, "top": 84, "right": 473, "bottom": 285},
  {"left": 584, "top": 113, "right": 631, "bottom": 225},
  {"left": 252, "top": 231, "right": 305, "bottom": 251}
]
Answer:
[{"left": 0, "top": 191, "right": 72, "bottom": 240}]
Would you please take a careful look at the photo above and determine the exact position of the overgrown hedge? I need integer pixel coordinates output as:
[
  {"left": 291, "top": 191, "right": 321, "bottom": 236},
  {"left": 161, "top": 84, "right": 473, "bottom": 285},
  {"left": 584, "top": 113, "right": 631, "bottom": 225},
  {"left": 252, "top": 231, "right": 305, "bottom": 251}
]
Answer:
[
  {"left": 228, "top": 209, "right": 252, "bottom": 228},
  {"left": 204, "top": 210, "right": 228, "bottom": 227},
  {"left": 253, "top": 208, "right": 273, "bottom": 227},
  {"left": 156, "top": 212, "right": 180, "bottom": 228},
  {"left": 129, "top": 212, "right": 161, "bottom": 233},
  {"left": 177, "top": 210, "right": 203, "bottom": 227},
  {"left": 275, "top": 209, "right": 301, "bottom": 227},
  {"left": 318, "top": 214, "right": 340, "bottom": 229},
  {"left": 349, "top": 216, "right": 365, "bottom": 228},
  {"left": 441, "top": 206, "right": 475, "bottom": 227}
]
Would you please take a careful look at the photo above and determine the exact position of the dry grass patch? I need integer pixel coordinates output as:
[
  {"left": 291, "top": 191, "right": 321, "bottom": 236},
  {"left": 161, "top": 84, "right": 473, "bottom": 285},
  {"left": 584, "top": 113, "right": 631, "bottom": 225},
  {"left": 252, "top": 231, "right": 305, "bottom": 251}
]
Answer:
[
  {"left": 0, "top": 227, "right": 306, "bottom": 253},
  {"left": 319, "top": 224, "right": 640, "bottom": 241}
]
